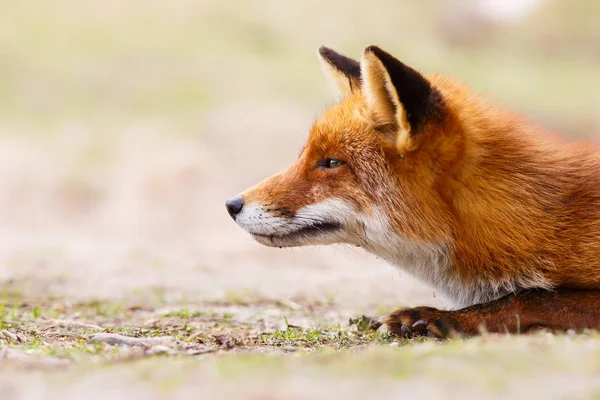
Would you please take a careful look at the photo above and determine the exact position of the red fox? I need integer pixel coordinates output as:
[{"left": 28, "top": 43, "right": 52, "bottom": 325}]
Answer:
[{"left": 226, "top": 46, "right": 600, "bottom": 337}]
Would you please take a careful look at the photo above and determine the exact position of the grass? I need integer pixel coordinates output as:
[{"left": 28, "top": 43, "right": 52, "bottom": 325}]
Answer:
[
  {"left": 0, "top": 294, "right": 600, "bottom": 385},
  {"left": 1, "top": 287, "right": 600, "bottom": 400},
  {"left": 0, "top": 287, "right": 394, "bottom": 359},
  {"left": 2, "top": 295, "right": 600, "bottom": 399}
]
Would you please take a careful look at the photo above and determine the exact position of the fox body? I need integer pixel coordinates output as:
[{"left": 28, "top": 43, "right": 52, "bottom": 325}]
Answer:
[{"left": 226, "top": 46, "right": 600, "bottom": 336}]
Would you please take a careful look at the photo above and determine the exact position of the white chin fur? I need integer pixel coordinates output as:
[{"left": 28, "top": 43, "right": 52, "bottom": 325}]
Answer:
[
  {"left": 250, "top": 230, "right": 343, "bottom": 248},
  {"left": 235, "top": 199, "right": 354, "bottom": 247}
]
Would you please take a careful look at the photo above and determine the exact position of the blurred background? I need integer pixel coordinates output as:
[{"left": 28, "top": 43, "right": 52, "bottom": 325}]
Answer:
[{"left": 1, "top": 0, "right": 599, "bottom": 309}]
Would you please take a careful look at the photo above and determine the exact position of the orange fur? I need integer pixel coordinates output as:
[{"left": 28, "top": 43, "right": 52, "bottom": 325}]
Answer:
[{"left": 228, "top": 46, "right": 600, "bottom": 336}]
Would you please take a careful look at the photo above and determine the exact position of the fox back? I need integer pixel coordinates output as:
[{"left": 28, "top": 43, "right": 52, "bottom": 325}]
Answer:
[{"left": 225, "top": 46, "right": 600, "bottom": 308}]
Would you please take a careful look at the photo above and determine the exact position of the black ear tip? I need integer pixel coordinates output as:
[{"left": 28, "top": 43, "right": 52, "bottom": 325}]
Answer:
[
  {"left": 318, "top": 46, "right": 333, "bottom": 58},
  {"left": 364, "top": 45, "right": 386, "bottom": 58},
  {"left": 317, "top": 46, "right": 361, "bottom": 81}
]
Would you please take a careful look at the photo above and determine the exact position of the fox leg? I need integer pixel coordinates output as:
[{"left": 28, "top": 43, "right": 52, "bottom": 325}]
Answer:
[{"left": 386, "top": 288, "right": 600, "bottom": 338}]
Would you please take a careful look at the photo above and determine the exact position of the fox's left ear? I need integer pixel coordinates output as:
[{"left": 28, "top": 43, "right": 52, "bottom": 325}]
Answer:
[
  {"left": 361, "top": 46, "right": 441, "bottom": 153},
  {"left": 318, "top": 46, "right": 361, "bottom": 98}
]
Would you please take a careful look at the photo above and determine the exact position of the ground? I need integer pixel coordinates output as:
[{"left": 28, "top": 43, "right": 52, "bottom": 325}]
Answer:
[
  {"left": 2, "top": 1, "right": 600, "bottom": 399},
  {"left": 2, "top": 282, "right": 600, "bottom": 399}
]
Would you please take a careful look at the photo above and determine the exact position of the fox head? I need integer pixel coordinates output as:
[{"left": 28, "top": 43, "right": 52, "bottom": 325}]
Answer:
[{"left": 226, "top": 46, "right": 461, "bottom": 261}]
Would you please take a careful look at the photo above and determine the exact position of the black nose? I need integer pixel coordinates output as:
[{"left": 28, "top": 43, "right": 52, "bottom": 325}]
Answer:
[{"left": 226, "top": 197, "right": 244, "bottom": 219}]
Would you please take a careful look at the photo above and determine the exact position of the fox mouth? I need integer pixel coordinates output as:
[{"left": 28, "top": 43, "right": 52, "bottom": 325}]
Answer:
[{"left": 250, "top": 221, "right": 343, "bottom": 246}]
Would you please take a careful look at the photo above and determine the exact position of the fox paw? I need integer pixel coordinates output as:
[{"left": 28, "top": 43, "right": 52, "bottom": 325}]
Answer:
[{"left": 385, "top": 307, "right": 460, "bottom": 339}]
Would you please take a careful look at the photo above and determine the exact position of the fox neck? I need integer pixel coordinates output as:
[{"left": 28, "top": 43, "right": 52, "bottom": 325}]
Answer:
[{"left": 358, "top": 211, "right": 517, "bottom": 309}]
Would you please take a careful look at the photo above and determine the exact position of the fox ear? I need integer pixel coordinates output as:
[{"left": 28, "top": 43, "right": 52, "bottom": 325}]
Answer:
[
  {"left": 361, "top": 46, "right": 439, "bottom": 153},
  {"left": 318, "top": 46, "right": 361, "bottom": 98}
]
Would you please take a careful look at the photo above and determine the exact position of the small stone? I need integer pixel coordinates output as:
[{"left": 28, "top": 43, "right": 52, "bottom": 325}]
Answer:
[
  {"left": 146, "top": 345, "right": 174, "bottom": 356},
  {"left": 143, "top": 318, "right": 160, "bottom": 327},
  {"left": 49, "top": 320, "right": 103, "bottom": 331},
  {"left": 0, "top": 330, "right": 23, "bottom": 342},
  {"left": 89, "top": 333, "right": 174, "bottom": 347},
  {"left": 185, "top": 344, "right": 217, "bottom": 355},
  {"left": 212, "top": 334, "right": 235, "bottom": 349}
]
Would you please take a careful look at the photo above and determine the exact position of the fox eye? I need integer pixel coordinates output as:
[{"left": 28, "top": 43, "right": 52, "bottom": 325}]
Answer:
[{"left": 318, "top": 158, "right": 345, "bottom": 169}]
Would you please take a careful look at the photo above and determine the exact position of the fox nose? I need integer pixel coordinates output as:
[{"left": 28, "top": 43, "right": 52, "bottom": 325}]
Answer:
[{"left": 225, "top": 197, "right": 244, "bottom": 220}]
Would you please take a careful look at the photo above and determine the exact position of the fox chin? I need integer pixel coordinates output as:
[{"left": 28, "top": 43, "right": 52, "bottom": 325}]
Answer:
[{"left": 225, "top": 45, "right": 600, "bottom": 338}]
